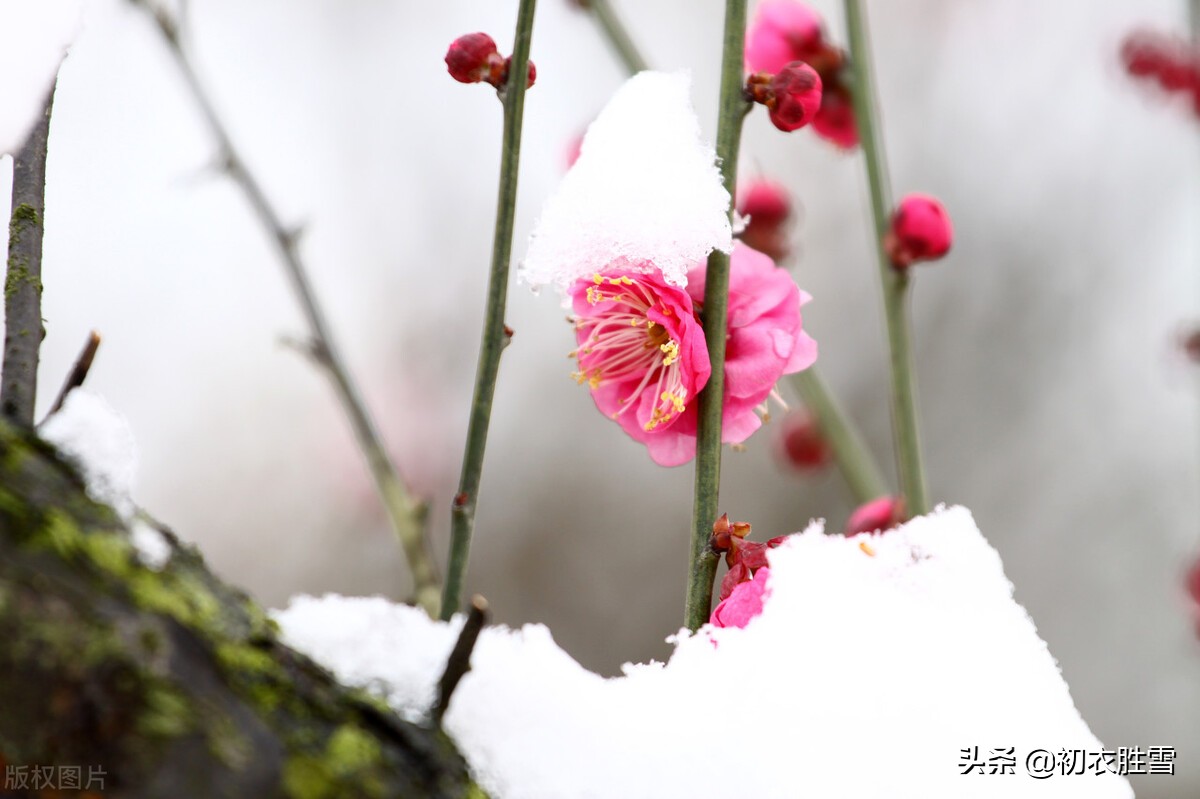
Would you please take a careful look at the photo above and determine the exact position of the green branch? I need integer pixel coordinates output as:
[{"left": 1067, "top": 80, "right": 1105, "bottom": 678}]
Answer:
[
  {"left": 843, "top": 0, "right": 929, "bottom": 517},
  {"left": 790, "top": 369, "right": 888, "bottom": 504},
  {"left": 442, "top": 0, "right": 538, "bottom": 620},
  {"left": 585, "top": 0, "right": 648, "bottom": 74},
  {"left": 684, "top": 0, "right": 751, "bottom": 632}
]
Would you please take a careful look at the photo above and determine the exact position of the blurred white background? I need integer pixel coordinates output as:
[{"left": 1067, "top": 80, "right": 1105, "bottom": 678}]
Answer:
[{"left": 3, "top": 0, "right": 1197, "bottom": 794}]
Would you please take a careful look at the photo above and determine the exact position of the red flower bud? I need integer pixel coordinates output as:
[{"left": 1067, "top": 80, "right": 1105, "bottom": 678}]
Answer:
[
  {"left": 503, "top": 56, "right": 538, "bottom": 89},
  {"left": 445, "top": 33, "right": 499, "bottom": 84},
  {"left": 766, "top": 62, "right": 823, "bottom": 132},
  {"left": 845, "top": 496, "right": 903, "bottom": 537},
  {"left": 811, "top": 85, "right": 858, "bottom": 149},
  {"left": 775, "top": 410, "right": 829, "bottom": 471},
  {"left": 736, "top": 179, "right": 793, "bottom": 261},
  {"left": 1124, "top": 33, "right": 1164, "bottom": 77},
  {"left": 1186, "top": 556, "right": 1200, "bottom": 607},
  {"left": 885, "top": 193, "right": 953, "bottom": 269}
]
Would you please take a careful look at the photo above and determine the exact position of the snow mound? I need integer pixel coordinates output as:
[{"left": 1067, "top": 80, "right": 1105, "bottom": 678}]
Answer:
[
  {"left": 40, "top": 388, "right": 138, "bottom": 520},
  {"left": 275, "top": 507, "right": 1132, "bottom": 798}
]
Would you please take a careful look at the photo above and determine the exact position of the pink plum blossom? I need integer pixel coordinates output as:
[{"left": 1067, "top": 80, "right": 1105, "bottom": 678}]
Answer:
[
  {"left": 569, "top": 264, "right": 712, "bottom": 466},
  {"left": 683, "top": 243, "right": 817, "bottom": 452},
  {"left": 569, "top": 246, "right": 815, "bottom": 466},
  {"left": 710, "top": 566, "right": 772, "bottom": 628}
]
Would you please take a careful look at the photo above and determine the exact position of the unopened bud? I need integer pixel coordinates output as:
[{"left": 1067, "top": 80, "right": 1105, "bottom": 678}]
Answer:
[
  {"left": 775, "top": 410, "right": 829, "bottom": 470},
  {"left": 885, "top": 193, "right": 953, "bottom": 269},
  {"left": 748, "top": 62, "right": 823, "bottom": 132},
  {"left": 845, "top": 496, "right": 903, "bottom": 537},
  {"left": 811, "top": 85, "right": 858, "bottom": 149},
  {"left": 737, "top": 179, "right": 793, "bottom": 261},
  {"left": 445, "top": 33, "right": 499, "bottom": 84},
  {"left": 503, "top": 56, "right": 538, "bottom": 89}
]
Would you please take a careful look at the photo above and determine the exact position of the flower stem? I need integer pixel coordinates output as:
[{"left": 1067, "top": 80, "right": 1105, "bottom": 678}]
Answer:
[
  {"left": 789, "top": 369, "right": 888, "bottom": 504},
  {"left": 684, "top": 0, "right": 751, "bottom": 632},
  {"left": 139, "top": 3, "right": 441, "bottom": 615},
  {"left": 585, "top": 0, "right": 648, "bottom": 74},
  {"left": 442, "top": 0, "right": 538, "bottom": 620},
  {"left": 842, "top": 0, "right": 929, "bottom": 517}
]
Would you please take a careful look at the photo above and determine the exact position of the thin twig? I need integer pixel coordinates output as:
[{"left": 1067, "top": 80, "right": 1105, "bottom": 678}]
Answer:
[
  {"left": 789, "top": 369, "right": 888, "bottom": 504},
  {"left": 45, "top": 330, "right": 101, "bottom": 418},
  {"left": 432, "top": 594, "right": 489, "bottom": 726},
  {"left": 135, "top": 2, "right": 441, "bottom": 614},
  {"left": 441, "top": 0, "right": 539, "bottom": 620},
  {"left": 2, "top": 85, "right": 55, "bottom": 427},
  {"left": 842, "top": 0, "right": 929, "bottom": 518},
  {"left": 684, "top": 0, "right": 751, "bottom": 632},
  {"left": 582, "top": 0, "right": 648, "bottom": 74}
]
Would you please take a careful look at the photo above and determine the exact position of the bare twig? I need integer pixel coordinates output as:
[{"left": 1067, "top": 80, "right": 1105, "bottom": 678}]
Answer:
[
  {"left": 843, "top": 0, "right": 930, "bottom": 517},
  {"left": 442, "top": 0, "right": 539, "bottom": 620},
  {"left": 44, "top": 330, "right": 101, "bottom": 419},
  {"left": 432, "top": 594, "right": 489, "bottom": 726},
  {"left": 579, "top": 0, "right": 648, "bottom": 74},
  {"left": 135, "top": 1, "right": 440, "bottom": 614},
  {"left": 2, "top": 85, "right": 55, "bottom": 427}
]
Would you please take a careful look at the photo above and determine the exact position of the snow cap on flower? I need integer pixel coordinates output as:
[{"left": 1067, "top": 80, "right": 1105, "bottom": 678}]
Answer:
[
  {"left": 710, "top": 566, "right": 771, "bottom": 628},
  {"left": 0, "top": 0, "right": 82, "bottom": 154},
  {"left": 886, "top": 193, "right": 953, "bottom": 268},
  {"left": 522, "top": 71, "right": 733, "bottom": 291}
]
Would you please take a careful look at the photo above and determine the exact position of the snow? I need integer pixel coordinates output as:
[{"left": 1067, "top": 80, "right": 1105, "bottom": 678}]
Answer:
[
  {"left": 275, "top": 506, "right": 1132, "bottom": 798},
  {"left": 0, "top": 0, "right": 82, "bottom": 154},
  {"left": 130, "top": 520, "right": 172, "bottom": 570},
  {"left": 520, "top": 71, "right": 733, "bottom": 292},
  {"left": 39, "top": 388, "right": 138, "bottom": 520}
]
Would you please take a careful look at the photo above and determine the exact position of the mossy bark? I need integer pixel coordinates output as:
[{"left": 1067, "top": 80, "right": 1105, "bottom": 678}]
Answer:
[{"left": 0, "top": 422, "right": 480, "bottom": 798}]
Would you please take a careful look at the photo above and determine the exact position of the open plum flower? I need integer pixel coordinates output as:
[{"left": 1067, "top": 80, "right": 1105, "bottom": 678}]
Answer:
[
  {"left": 570, "top": 244, "right": 816, "bottom": 466},
  {"left": 569, "top": 263, "right": 711, "bottom": 456}
]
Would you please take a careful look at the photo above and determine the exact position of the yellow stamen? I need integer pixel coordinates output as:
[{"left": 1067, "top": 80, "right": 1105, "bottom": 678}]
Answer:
[
  {"left": 859, "top": 541, "right": 876, "bottom": 557},
  {"left": 660, "top": 339, "right": 679, "bottom": 366}
]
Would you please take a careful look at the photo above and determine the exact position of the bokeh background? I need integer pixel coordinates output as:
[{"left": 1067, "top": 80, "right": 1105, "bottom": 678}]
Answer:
[{"left": 2, "top": 0, "right": 1197, "bottom": 794}]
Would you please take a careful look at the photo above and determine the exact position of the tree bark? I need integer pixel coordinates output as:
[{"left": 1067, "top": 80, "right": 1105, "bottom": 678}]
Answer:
[{"left": 0, "top": 421, "right": 480, "bottom": 798}]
